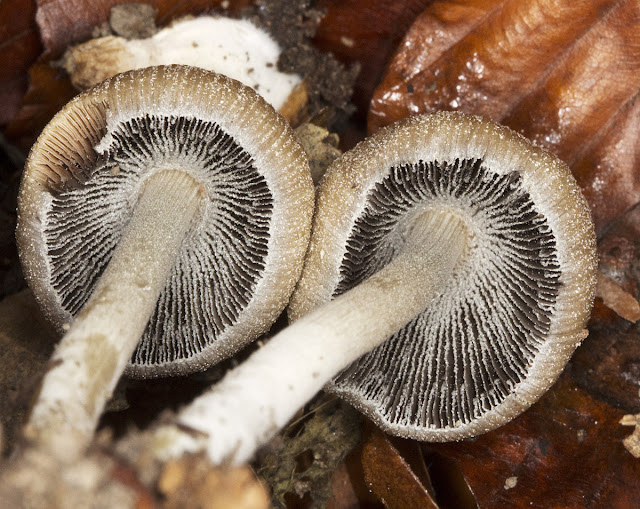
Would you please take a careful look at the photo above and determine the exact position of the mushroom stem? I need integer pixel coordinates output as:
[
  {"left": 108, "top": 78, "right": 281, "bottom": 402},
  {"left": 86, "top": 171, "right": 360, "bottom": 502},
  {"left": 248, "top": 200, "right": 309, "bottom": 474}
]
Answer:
[
  {"left": 24, "top": 170, "right": 203, "bottom": 461},
  {"left": 150, "top": 208, "right": 469, "bottom": 465}
]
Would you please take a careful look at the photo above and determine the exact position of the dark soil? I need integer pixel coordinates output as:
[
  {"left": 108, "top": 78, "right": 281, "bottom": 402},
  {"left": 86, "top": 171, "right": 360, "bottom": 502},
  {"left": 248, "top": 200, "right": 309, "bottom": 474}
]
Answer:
[{"left": 244, "top": 0, "right": 360, "bottom": 129}]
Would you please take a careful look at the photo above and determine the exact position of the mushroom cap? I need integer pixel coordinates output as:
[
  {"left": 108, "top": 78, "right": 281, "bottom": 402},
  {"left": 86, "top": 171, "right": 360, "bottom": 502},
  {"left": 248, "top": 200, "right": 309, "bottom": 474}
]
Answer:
[
  {"left": 17, "top": 65, "right": 314, "bottom": 378},
  {"left": 289, "top": 111, "right": 597, "bottom": 441}
]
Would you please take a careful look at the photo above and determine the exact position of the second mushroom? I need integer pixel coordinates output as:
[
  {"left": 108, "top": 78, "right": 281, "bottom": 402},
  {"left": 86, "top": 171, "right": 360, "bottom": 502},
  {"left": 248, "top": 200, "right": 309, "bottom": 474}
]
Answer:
[{"left": 147, "top": 111, "right": 597, "bottom": 465}]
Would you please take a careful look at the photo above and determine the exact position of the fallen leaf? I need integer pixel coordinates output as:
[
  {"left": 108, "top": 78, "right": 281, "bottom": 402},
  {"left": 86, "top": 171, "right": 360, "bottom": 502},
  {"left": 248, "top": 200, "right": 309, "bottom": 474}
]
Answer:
[
  {"left": 325, "top": 461, "right": 362, "bottom": 509},
  {"left": 427, "top": 373, "right": 640, "bottom": 508},
  {"left": 368, "top": 0, "right": 504, "bottom": 129},
  {"left": 595, "top": 271, "right": 640, "bottom": 323},
  {"left": 502, "top": 0, "right": 640, "bottom": 164},
  {"left": 571, "top": 93, "right": 640, "bottom": 234},
  {"left": 0, "top": 0, "right": 42, "bottom": 125},
  {"left": 360, "top": 425, "right": 439, "bottom": 509},
  {"left": 36, "top": 0, "right": 250, "bottom": 57},
  {"left": 368, "top": 0, "right": 620, "bottom": 131}
]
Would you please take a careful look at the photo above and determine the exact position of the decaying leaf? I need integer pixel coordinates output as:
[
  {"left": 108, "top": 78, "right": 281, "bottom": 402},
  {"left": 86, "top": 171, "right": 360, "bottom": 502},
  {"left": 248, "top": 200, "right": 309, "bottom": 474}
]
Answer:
[
  {"left": 595, "top": 271, "right": 640, "bottom": 323},
  {"left": 572, "top": 93, "right": 640, "bottom": 234},
  {"left": 360, "top": 425, "right": 439, "bottom": 509},
  {"left": 0, "top": 0, "right": 42, "bottom": 125},
  {"left": 257, "top": 397, "right": 361, "bottom": 508},
  {"left": 426, "top": 374, "right": 640, "bottom": 508},
  {"left": 369, "top": 0, "right": 640, "bottom": 234}
]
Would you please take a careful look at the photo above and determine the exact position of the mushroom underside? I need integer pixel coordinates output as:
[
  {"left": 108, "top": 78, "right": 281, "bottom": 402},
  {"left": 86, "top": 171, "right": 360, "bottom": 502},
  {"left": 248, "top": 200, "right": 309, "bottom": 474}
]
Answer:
[
  {"left": 330, "top": 157, "right": 563, "bottom": 434},
  {"left": 42, "top": 113, "right": 275, "bottom": 374}
]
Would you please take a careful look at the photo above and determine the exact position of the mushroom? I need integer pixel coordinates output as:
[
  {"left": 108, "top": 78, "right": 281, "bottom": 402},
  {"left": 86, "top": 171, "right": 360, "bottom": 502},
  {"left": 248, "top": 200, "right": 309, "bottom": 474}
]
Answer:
[
  {"left": 144, "top": 111, "right": 597, "bottom": 465},
  {"left": 16, "top": 65, "right": 314, "bottom": 460},
  {"left": 61, "top": 15, "right": 304, "bottom": 113}
]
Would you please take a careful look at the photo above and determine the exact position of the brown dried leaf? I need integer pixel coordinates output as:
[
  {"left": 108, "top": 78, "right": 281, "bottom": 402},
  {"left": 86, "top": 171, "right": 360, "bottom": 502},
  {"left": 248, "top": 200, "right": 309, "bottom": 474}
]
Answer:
[
  {"left": 368, "top": 0, "right": 504, "bottom": 129},
  {"left": 595, "top": 271, "right": 640, "bottom": 323},
  {"left": 360, "top": 425, "right": 439, "bottom": 509},
  {"left": 369, "top": 0, "right": 620, "bottom": 131},
  {"left": 503, "top": 0, "right": 640, "bottom": 164},
  {"left": 36, "top": 0, "right": 250, "bottom": 57},
  {"left": 427, "top": 373, "right": 640, "bottom": 508},
  {"left": 572, "top": 93, "right": 640, "bottom": 233},
  {"left": 0, "top": 0, "right": 42, "bottom": 124},
  {"left": 325, "top": 461, "right": 362, "bottom": 509}
]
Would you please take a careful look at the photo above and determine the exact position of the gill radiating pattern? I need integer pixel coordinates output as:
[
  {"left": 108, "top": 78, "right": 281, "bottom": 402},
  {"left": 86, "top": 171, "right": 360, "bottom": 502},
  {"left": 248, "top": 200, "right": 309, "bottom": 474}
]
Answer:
[
  {"left": 44, "top": 114, "right": 273, "bottom": 368},
  {"left": 333, "top": 158, "right": 561, "bottom": 430}
]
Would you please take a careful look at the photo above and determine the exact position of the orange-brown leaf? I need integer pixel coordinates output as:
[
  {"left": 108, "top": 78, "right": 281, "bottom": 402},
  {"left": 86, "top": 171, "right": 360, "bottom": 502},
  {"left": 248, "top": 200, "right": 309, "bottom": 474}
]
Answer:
[
  {"left": 428, "top": 373, "right": 640, "bottom": 508},
  {"left": 369, "top": 0, "right": 619, "bottom": 132},
  {"left": 360, "top": 426, "right": 439, "bottom": 509},
  {"left": 0, "top": 0, "right": 42, "bottom": 124},
  {"left": 503, "top": 0, "right": 640, "bottom": 164},
  {"left": 571, "top": 93, "right": 640, "bottom": 234},
  {"left": 368, "top": 0, "right": 505, "bottom": 130}
]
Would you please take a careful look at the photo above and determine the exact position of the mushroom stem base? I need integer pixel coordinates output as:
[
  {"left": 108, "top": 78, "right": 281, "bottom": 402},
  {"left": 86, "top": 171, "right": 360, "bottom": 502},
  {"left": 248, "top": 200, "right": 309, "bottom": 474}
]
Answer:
[
  {"left": 150, "top": 208, "right": 469, "bottom": 465},
  {"left": 24, "top": 170, "right": 203, "bottom": 461}
]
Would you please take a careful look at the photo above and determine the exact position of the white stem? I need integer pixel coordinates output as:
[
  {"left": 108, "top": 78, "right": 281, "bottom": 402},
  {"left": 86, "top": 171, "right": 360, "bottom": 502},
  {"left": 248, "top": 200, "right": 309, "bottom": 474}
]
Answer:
[
  {"left": 152, "top": 209, "right": 469, "bottom": 465},
  {"left": 25, "top": 170, "right": 202, "bottom": 461}
]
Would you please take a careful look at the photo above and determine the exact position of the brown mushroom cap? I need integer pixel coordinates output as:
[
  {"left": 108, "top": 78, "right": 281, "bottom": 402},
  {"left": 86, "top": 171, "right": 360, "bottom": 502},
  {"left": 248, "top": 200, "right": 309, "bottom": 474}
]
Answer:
[
  {"left": 289, "top": 111, "right": 597, "bottom": 440},
  {"left": 17, "top": 65, "right": 314, "bottom": 378}
]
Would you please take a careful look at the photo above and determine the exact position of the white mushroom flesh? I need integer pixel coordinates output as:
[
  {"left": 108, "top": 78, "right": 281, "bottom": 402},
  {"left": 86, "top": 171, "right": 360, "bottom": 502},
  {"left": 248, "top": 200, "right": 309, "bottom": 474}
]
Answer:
[{"left": 64, "top": 16, "right": 302, "bottom": 110}]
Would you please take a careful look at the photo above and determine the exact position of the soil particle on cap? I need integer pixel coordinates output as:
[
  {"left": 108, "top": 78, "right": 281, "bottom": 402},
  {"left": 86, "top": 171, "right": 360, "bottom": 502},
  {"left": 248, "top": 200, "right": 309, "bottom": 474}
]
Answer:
[
  {"left": 109, "top": 3, "right": 158, "bottom": 39},
  {"left": 92, "top": 3, "right": 159, "bottom": 39}
]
